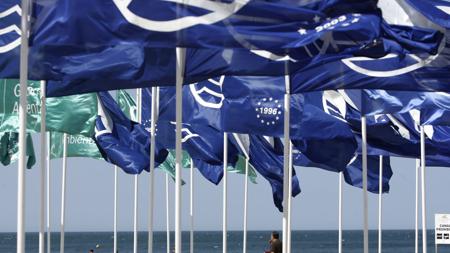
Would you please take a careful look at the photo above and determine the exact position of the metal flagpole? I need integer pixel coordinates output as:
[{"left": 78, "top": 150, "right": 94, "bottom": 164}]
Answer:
[
  {"left": 114, "top": 165, "right": 118, "bottom": 253},
  {"left": 46, "top": 133, "right": 51, "bottom": 253},
  {"left": 420, "top": 126, "right": 427, "bottom": 253},
  {"left": 378, "top": 155, "right": 383, "bottom": 253},
  {"left": 17, "top": 0, "right": 30, "bottom": 252},
  {"left": 243, "top": 158, "right": 249, "bottom": 253},
  {"left": 282, "top": 70, "right": 291, "bottom": 253},
  {"left": 148, "top": 86, "right": 158, "bottom": 253},
  {"left": 39, "top": 81, "right": 47, "bottom": 253},
  {"left": 223, "top": 133, "right": 228, "bottom": 253},
  {"left": 60, "top": 133, "right": 68, "bottom": 253},
  {"left": 134, "top": 89, "right": 142, "bottom": 253},
  {"left": 165, "top": 174, "right": 171, "bottom": 253},
  {"left": 338, "top": 172, "right": 343, "bottom": 253},
  {"left": 175, "top": 47, "right": 186, "bottom": 253},
  {"left": 190, "top": 159, "right": 194, "bottom": 253},
  {"left": 361, "top": 116, "right": 369, "bottom": 253},
  {"left": 287, "top": 142, "right": 293, "bottom": 253},
  {"left": 415, "top": 159, "right": 420, "bottom": 253}
]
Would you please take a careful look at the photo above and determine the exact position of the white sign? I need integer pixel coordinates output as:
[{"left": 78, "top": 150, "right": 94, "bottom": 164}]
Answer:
[{"left": 435, "top": 214, "right": 450, "bottom": 245}]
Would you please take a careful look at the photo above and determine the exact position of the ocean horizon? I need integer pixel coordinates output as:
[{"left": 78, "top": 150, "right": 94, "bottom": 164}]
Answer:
[{"left": 1, "top": 230, "right": 448, "bottom": 253}]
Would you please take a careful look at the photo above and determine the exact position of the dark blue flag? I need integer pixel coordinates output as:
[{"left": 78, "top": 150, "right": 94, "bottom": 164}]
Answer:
[
  {"left": 31, "top": 0, "right": 381, "bottom": 50},
  {"left": 249, "top": 135, "right": 300, "bottom": 212},
  {"left": 94, "top": 91, "right": 168, "bottom": 174}
]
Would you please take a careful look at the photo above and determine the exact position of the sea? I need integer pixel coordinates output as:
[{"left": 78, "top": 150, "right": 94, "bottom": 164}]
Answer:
[{"left": 0, "top": 230, "right": 448, "bottom": 253}]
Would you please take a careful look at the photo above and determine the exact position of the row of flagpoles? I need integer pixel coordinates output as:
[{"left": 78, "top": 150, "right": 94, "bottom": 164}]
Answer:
[{"left": 13, "top": 2, "right": 433, "bottom": 253}]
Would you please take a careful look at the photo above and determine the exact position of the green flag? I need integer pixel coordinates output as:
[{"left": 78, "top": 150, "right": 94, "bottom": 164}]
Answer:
[
  {"left": 0, "top": 132, "right": 36, "bottom": 169},
  {"left": 117, "top": 90, "right": 138, "bottom": 122},
  {"left": 158, "top": 150, "right": 190, "bottom": 183},
  {"left": 228, "top": 156, "right": 258, "bottom": 184},
  {"left": 0, "top": 79, "right": 98, "bottom": 136},
  {"left": 50, "top": 132, "right": 102, "bottom": 159}
]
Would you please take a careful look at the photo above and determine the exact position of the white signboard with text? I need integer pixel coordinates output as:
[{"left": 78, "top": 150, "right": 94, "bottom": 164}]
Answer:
[{"left": 436, "top": 214, "right": 450, "bottom": 245}]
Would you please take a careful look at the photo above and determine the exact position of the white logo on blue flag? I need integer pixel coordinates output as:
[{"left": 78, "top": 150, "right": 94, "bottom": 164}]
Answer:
[
  {"left": 190, "top": 76, "right": 224, "bottom": 109},
  {"left": 112, "top": 0, "right": 250, "bottom": 32},
  {"left": 322, "top": 90, "right": 347, "bottom": 122},
  {"left": 0, "top": 5, "right": 21, "bottom": 53},
  {"left": 169, "top": 122, "right": 199, "bottom": 143},
  {"left": 255, "top": 97, "right": 282, "bottom": 126}
]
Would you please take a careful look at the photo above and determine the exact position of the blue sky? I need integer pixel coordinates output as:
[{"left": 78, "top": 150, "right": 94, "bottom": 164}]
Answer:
[{"left": 1, "top": 137, "right": 450, "bottom": 232}]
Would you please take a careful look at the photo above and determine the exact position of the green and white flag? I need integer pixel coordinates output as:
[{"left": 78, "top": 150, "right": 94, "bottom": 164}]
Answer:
[
  {"left": 0, "top": 132, "right": 36, "bottom": 169},
  {"left": 50, "top": 132, "right": 102, "bottom": 159},
  {"left": 0, "top": 79, "right": 98, "bottom": 136}
]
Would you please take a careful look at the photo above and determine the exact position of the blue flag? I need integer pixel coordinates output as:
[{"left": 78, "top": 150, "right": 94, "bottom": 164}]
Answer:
[
  {"left": 142, "top": 88, "right": 239, "bottom": 184},
  {"left": 294, "top": 151, "right": 392, "bottom": 193},
  {"left": 94, "top": 91, "right": 168, "bottom": 174},
  {"left": 249, "top": 135, "right": 300, "bottom": 212},
  {"left": 344, "top": 155, "right": 393, "bottom": 193},
  {"left": 291, "top": 103, "right": 357, "bottom": 172},
  {"left": 31, "top": 0, "right": 381, "bottom": 50}
]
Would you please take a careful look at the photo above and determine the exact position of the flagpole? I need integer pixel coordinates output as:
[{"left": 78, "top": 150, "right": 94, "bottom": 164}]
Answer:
[
  {"left": 378, "top": 155, "right": 383, "bottom": 253},
  {"left": 165, "top": 173, "right": 171, "bottom": 253},
  {"left": 148, "top": 86, "right": 158, "bottom": 253},
  {"left": 190, "top": 158, "right": 194, "bottom": 253},
  {"left": 287, "top": 142, "right": 293, "bottom": 253},
  {"left": 175, "top": 47, "right": 186, "bottom": 253},
  {"left": 243, "top": 158, "right": 249, "bottom": 253},
  {"left": 134, "top": 88, "right": 142, "bottom": 253},
  {"left": 420, "top": 126, "right": 427, "bottom": 253},
  {"left": 60, "top": 133, "right": 68, "bottom": 253},
  {"left": 17, "top": 0, "right": 30, "bottom": 252},
  {"left": 46, "top": 133, "right": 51, "bottom": 253},
  {"left": 361, "top": 116, "right": 369, "bottom": 253},
  {"left": 415, "top": 159, "right": 419, "bottom": 253},
  {"left": 114, "top": 165, "right": 118, "bottom": 253},
  {"left": 282, "top": 70, "right": 291, "bottom": 253},
  {"left": 39, "top": 81, "right": 47, "bottom": 253},
  {"left": 223, "top": 133, "right": 228, "bottom": 253},
  {"left": 338, "top": 171, "right": 343, "bottom": 253}
]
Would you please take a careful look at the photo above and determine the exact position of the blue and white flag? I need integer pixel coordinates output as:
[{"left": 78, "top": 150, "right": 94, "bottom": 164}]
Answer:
[
  {"left": 0, "top": 1, "right": 21, "bottom": 78},
  {"left": 94, "top": 91, "right": 168, "bottom": 174},
  {"left": 405, "top": 0, "right": 450, "bottom": 29},
  {"left": 221, "top": 76, "right": 303, "bottom": 137},
  {"left": 249, "top": 135, "right": 300, "bottom": 212},
  {"left": 142, "top": 87, "right": 239, "bottom": 184},
  {"left": 31, "top": 0, "right": 381, "bottom": 50},
  {"left": 290, "top": 0, "right": 448, "bottom": 93},
  {"left": 340, "top": 90, "right": 450, "bottom": 117}
]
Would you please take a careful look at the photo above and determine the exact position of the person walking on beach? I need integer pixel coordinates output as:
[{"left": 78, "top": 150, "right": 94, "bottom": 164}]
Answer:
[{"left": 266, "top": 231, "right": 282, "bottom": 253}]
